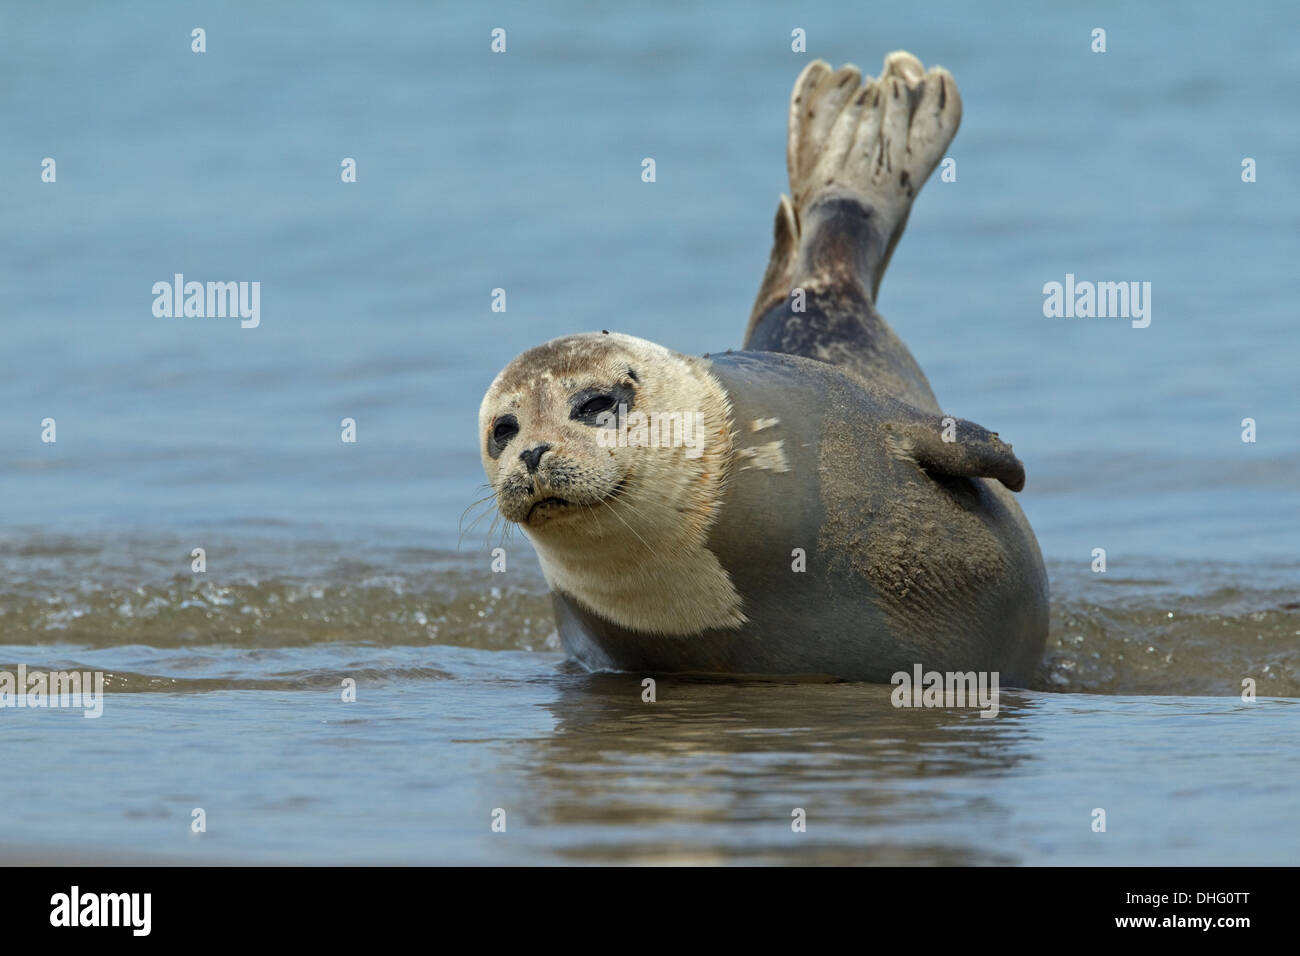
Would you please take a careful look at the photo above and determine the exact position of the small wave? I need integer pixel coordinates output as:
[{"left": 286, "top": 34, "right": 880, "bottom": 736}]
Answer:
[
  {"left": 1, "top": 536, "right": 1295, "bottom": 696},
  {"left": 0, "top": 665, "right": 453, "bottom": 694},
  {"left": 1036, "top": 569, "right": 1300, "bottom": 696},
  {"left": 0, "top": 536, "right": 559, "bottom": 652}
]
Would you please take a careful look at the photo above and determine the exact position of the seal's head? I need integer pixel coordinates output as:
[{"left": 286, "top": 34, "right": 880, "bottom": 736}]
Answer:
[
  {"left": 478, "top": 332, "right": 745, "bottom": 634},
  {"left": 479, "top": 331, "right": 730, "bottom": 532}
]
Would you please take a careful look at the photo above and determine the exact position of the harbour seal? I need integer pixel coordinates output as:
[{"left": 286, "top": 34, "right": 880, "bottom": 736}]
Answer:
[{"left": 478, "top": 51, "right": 1049, "bottom": 683}]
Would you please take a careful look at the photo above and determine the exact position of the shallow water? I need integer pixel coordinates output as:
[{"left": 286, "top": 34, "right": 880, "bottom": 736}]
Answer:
[
  {"left": 2, "top": 1, "right": 1298, "bottom": 863},
  {"left": 7, "top": 673, "right": 1298, "bottom": 865},
  {"left": 1, "top": 535, "right": 1296, "bottom": 864}
]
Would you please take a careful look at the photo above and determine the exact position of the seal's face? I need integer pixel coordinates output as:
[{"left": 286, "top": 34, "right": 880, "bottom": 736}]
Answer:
[
  {"left": 478, "top": 332, "right": 744, "bottom": 633},
  {"left": 479, "top": 336, "right": 641, "bottom": 528},
  {"left": 480, "top": 332, "right": 691, "bottom": 531}
]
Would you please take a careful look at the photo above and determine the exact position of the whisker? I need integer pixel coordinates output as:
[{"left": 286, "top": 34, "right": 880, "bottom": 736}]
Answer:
[
  {"left": 459, "top": 499, "right": 497, "bottom": 536},
  {"left": 596, "top": 495, "right": 658, "bottom": 557}
]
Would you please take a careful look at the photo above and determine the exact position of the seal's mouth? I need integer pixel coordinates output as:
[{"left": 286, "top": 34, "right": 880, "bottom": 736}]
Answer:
[
  {"left": 525, "top": 496, "right": 572, "bottom": 522},
  {"left": 522, "top": 479, "right": 627, "bottom": 527}
]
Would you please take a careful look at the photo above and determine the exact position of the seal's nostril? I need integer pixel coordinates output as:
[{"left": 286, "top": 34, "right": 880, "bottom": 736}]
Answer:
[{"left": 519, "top": 443, "right": 551, "bottom": 474}]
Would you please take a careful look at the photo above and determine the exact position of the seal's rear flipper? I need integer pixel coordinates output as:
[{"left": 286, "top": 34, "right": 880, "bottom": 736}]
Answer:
[
  {"left": 773, "top": 53, "right": 961, "bottom": 306},
  {"left": 743, "top": 53, "right": 961, "bottom": 413},
  {"left": 886, "top": 416, "right": 1026, "bottom": 493},
  {"left": 749, "top": 195, "right": 800, "bottom": 330}
]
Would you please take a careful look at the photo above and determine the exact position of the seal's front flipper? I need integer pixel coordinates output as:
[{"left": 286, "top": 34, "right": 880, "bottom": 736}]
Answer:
[{"left": 885, "top": 415, "right": 1026, "bottom": 493}]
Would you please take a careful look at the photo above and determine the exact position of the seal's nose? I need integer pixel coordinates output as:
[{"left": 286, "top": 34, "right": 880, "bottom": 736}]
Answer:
[{"left": 519, "top": 443, "right": 551, "bottom": 474}]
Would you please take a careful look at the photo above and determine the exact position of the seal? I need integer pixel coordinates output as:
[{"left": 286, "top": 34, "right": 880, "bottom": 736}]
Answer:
[{"left": 478, "top": 51, "right": 1049, "bottom": 683}]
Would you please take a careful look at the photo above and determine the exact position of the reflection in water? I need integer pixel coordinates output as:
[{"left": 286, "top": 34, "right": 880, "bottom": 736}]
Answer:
[
  {"left": 522, "top": 673, "right": 1042, "bottom": 864},
  {"left": 1, "top": 651, "right": 1294, "bottom": 864}
]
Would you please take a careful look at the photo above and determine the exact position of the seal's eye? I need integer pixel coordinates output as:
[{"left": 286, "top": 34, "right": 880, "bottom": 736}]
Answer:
[
  {"left": 487, "top": 415, "right": 518, "bottom": 459},
  {"left": 570, "top": 383, "right": 636, "bottom": 425},
  {"left": 578, "top": 394, "right": 615, "bottom": 417}
]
